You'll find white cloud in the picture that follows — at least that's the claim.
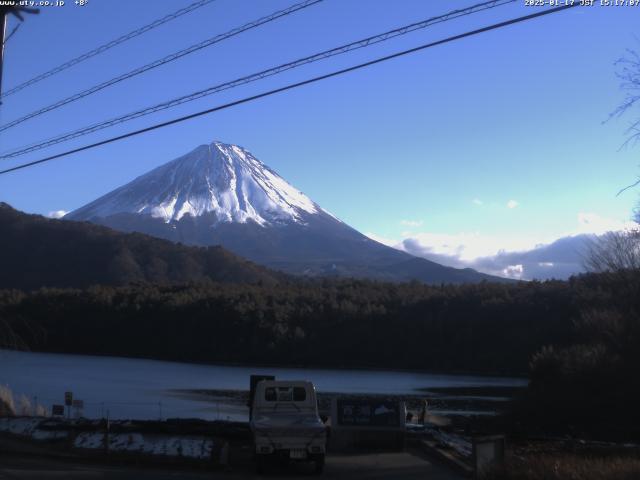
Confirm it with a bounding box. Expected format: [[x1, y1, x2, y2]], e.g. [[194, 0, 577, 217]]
[[507, 200, 519, 209], [397, 231, 546, 261], [47, 210, 68, 219], [398, 231, 589, 280], [502, 264, 524, 279], [575, 212, 636, 235], [400, 219, 423, 227], [364, 210, 638, 281], [364, 232, 399, 247], [472, 198, 483, 205]]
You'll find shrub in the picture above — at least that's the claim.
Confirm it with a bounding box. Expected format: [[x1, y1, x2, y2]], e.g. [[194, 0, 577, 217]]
[[485, 453, 640, 480], [0, 385, 16, 416]]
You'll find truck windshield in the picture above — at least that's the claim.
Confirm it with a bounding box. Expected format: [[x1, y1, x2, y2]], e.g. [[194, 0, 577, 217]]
[[264, 386, 307, 402]]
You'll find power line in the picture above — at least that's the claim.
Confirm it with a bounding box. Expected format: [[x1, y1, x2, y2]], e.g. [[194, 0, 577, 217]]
[[0, 0, 217, 100], [0, 0, 323, 133], [3, 22, 20, 45], [0, 3, 579, 177], [0, 0, 516, 160]]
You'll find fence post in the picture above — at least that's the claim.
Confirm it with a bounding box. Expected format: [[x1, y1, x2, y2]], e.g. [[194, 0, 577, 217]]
[[103, 410, 110, 455]]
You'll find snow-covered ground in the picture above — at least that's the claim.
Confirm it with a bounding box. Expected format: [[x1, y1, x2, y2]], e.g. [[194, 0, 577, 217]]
[[74, 431, 214, 459], [0, 417, 216, 460]]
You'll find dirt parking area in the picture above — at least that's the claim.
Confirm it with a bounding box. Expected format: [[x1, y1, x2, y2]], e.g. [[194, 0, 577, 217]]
[[0, 450, 465, 479]]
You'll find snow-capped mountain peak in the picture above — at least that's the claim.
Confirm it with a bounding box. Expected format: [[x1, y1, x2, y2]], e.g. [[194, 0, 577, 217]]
[[68, 141, 329, 226], [65, 140, 503, 285]]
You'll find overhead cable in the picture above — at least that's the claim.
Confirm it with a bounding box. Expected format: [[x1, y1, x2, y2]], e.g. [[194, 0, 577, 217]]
[[0, 3, 580, 176], [0, 0, 322, 131], [0, 0, 218, 99], [0, 0, 514, 159]]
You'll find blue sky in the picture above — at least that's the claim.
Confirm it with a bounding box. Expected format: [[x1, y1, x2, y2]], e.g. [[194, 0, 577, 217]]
[[0, 0, 638, 272]]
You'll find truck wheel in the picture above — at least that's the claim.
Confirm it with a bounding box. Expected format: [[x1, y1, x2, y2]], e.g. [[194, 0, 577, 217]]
[[314, 454, 325, 474], [255, 454, 266, 474]]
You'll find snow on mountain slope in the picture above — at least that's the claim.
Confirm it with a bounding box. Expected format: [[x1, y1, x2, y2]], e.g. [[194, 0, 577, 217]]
[[67, 141, 333, 226], [66, 140, 509, 284]]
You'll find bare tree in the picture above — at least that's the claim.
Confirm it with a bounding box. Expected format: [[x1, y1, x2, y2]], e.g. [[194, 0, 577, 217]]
[[584, 228, 640, 273], [611, 48, 640, 195], [611, 49, 640, 145], [584, 48, 640, 276]]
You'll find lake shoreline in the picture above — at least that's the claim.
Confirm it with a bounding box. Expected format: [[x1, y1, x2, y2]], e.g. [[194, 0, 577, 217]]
[[4, 347, 528, 380], [1, 349, 526, 422]]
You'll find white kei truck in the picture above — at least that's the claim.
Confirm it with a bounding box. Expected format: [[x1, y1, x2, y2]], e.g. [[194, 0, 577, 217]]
[[249, 379, 327, 474]]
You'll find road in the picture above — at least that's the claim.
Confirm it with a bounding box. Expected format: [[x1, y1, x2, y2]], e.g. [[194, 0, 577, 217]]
[[0, 451, 465, 479]]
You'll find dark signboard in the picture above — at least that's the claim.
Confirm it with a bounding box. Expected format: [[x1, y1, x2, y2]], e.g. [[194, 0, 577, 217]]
[[52, 404, 65, 416], [336, 399, 402, 428]]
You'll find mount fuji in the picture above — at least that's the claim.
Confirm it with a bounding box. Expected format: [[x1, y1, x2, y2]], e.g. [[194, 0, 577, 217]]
[[66, 141, 504, 284]]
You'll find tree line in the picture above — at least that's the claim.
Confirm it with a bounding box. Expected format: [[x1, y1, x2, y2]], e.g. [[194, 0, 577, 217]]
[[1, 273, 620, 375]]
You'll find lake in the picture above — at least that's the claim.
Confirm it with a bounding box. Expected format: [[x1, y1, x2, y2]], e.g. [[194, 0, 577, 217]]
[[0, 349, 526, 421]]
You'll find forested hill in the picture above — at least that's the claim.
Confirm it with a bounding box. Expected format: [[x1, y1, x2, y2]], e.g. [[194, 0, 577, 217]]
[[0, 203, 282, 290], [3, 277, 586, 375]]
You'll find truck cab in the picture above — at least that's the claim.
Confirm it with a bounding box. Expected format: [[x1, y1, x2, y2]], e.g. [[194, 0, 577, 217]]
[[250, 380, 327, 473]]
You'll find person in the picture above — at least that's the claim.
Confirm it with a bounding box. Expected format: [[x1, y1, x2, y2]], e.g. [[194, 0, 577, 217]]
[[418, 399, 428, 424]]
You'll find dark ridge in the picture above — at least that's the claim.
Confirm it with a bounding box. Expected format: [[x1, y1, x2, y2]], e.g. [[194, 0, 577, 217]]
[[0, 203, 282, 290]]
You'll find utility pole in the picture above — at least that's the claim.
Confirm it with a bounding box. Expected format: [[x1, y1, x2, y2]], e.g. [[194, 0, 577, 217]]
[[0, 6, 39, 102], [0, 9, 7, 99]]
